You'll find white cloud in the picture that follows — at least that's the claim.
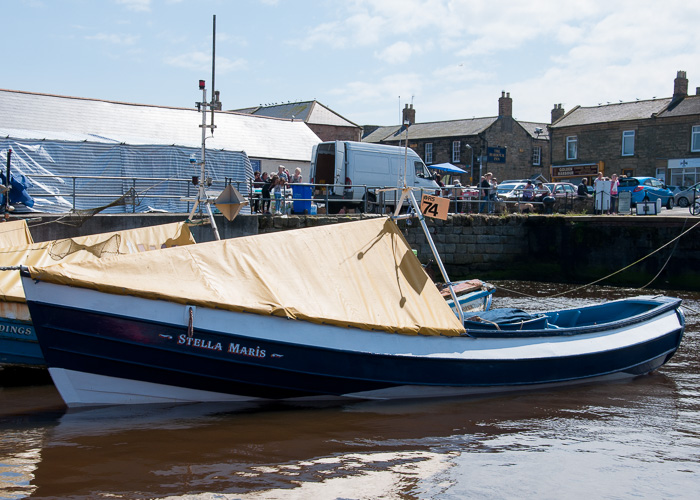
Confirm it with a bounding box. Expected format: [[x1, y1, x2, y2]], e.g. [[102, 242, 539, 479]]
[[292, 0, 700, 125], [115, 0, 150, 12], [375, 42, 414, 65]]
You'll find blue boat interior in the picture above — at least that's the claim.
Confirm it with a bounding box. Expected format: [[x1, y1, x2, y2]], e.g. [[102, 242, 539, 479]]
[[463, 297, 678, 336]]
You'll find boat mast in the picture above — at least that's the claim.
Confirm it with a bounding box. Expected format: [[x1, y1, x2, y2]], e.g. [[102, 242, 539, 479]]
[[187, 15, 222, 240]]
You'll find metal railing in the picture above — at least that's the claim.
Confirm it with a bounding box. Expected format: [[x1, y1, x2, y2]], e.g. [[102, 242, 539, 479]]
[[20, 174, 582, 215], [23, 173, 247, 213]]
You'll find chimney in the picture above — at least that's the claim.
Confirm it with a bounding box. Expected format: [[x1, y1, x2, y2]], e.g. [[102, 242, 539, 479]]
[[551, 103, 565, 123], [402, 103, 415, 125], [498, 91, 512, 117], [673, 70, 688, 102]]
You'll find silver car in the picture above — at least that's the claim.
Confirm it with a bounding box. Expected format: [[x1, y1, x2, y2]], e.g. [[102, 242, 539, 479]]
[[674, 182, 700, 207]]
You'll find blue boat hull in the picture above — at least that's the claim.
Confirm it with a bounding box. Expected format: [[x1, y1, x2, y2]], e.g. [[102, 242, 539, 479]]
[[25, 293, 685, 406], [0, 316, 43, 367]]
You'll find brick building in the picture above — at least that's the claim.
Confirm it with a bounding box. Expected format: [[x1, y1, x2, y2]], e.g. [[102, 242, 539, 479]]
[[549, 71, 700, 187], [362, 93, 550, 185]]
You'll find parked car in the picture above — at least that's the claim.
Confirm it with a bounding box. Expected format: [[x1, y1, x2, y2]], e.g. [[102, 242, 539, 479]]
[[544, 182, 578, 197], [496, 182, 527, 200], [617, 177, 674, 208], [674, 182, 700, 207]]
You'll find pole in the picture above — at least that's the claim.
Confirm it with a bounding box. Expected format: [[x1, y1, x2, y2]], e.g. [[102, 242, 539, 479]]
[[210, 15, 217, 130], [211, 15, 216, 106], [4, 148, 11, 212], [406, 189, 465, 325]]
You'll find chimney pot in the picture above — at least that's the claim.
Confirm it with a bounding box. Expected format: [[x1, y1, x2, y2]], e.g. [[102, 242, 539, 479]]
[[402, 103, 416, 125], [551, 103, 565, 123], [498, 91, 513, 117], [673, 70, 689, 102]]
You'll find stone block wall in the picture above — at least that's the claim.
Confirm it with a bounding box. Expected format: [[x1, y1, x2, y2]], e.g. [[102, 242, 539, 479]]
[[19, 211, 700, 291]]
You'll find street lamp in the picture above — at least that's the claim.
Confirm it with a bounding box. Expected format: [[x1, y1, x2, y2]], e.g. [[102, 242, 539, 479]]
[[465, 144, 473, 185]]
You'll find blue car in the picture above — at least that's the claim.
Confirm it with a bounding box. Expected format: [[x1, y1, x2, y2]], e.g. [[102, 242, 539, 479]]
[[617, 177, 674, 208]]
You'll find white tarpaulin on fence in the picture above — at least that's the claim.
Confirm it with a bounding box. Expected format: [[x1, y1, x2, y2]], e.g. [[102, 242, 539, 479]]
[[0, 137, 253, 213]]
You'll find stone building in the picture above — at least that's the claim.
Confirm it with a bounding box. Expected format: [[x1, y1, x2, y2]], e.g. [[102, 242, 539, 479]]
[[234, 100, 362, 142], [362, 93, 550, 185], [549, 71, 700, 187]]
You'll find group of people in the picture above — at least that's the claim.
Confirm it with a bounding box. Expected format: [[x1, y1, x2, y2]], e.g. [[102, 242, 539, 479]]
[[579, 172, 620, 214], [521, 180, 553, 203], [252, 165, 304, 214]]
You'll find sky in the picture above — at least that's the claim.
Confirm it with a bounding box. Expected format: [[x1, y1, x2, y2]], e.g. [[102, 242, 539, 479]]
[[4, 0, 700, 127]]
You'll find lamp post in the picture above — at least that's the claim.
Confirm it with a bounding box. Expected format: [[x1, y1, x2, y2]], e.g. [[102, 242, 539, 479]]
[[465, 144, 473, 185]]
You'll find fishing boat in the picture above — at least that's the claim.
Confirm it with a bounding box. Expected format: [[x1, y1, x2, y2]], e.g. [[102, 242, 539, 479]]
[[1, 221, 195, 369], [440, 279, 494, 314], [21, 214, 684, 407]]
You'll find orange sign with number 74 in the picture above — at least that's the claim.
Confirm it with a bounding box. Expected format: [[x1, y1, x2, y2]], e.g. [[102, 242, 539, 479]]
[[420, 194, 450, 220]]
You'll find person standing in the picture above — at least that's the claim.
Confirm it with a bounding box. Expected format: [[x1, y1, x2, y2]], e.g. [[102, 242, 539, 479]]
[[479, 173, 492, 213], [290, 167, 303, 183], [252, 171, 263, 213], [489, 177, 499, 212], [260, 172, 272, 214], [277, 165, 289, 183], [609, 173, 619, 214], [578, 178, 590, 197], [272, 174, 285, 214]]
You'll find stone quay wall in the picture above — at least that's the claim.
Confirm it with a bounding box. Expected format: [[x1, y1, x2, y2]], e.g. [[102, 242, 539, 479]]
[[19, 212, 700, 291]]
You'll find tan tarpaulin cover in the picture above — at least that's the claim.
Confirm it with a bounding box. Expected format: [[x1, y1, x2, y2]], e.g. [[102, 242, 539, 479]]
[[0, 220, 34, 247], [28, 217, 466, 336], [2, 222, 194, 305]]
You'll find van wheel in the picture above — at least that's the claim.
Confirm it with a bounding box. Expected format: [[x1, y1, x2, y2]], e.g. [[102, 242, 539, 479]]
[[363, 193, 377, 213]]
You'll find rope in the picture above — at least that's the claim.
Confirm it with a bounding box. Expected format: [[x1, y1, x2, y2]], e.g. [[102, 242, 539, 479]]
[[495, 218, 700, 306], [547, 218, 700, 298], [0, 266, 22, 271], [640, 216, 689, 289]]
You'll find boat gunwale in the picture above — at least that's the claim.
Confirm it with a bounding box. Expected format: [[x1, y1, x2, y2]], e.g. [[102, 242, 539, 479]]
[[463, 296, 684, 338]]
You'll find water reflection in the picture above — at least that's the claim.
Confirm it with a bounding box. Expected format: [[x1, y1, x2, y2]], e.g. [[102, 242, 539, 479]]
[[0, 281, 698, 499], [0, 374, 683, 499]]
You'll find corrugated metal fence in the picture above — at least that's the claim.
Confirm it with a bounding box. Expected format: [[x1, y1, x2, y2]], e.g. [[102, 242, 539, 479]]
[[0, 139, 253, 214]]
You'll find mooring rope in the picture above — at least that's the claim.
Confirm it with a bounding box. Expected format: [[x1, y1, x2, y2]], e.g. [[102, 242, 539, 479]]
[[497, 218, 700, 305]]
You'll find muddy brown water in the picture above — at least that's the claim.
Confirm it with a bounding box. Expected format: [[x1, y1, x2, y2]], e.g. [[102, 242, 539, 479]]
[[1, 281, 698, 499]]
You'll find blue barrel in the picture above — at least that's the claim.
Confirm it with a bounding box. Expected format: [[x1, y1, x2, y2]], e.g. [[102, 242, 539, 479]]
[[292, 183, 313, 214]]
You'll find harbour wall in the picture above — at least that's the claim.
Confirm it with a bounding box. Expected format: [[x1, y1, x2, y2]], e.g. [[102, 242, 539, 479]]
[[19, 213, 700, 291]]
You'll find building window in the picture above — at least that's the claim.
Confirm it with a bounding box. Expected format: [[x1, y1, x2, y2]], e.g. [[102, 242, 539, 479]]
[[622, 130, 635, 156], [566, 136, 577, 160], [452, 141, 460, 163], [692, 125, 700, 152], [425, 143, 433, 164], [532, 146, 541, 166]]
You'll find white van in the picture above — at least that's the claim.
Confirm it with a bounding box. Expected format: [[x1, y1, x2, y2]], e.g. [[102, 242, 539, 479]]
[[309, 141, 439, 213]]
